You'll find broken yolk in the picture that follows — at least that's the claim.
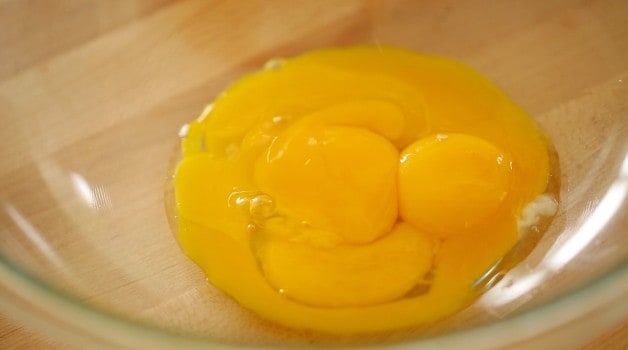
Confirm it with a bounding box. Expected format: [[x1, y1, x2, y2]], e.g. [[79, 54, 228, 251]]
[[173, 46, 554, 334]]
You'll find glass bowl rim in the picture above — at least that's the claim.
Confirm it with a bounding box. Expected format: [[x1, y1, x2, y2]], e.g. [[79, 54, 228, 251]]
[[1, 250, 627, 349]]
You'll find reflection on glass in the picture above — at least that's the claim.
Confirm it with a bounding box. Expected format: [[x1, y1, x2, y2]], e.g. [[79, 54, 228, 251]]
[[481, 152, 628, 309], [485, 271, 547, 307], [548, 159, 627, 268], [3, 204, 65, 270], [70, 172, 112, 210]]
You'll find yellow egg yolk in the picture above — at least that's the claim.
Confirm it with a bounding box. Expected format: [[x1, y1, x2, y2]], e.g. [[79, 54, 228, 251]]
[[173, 46, 553, 334], [399, 134, 514, 237]]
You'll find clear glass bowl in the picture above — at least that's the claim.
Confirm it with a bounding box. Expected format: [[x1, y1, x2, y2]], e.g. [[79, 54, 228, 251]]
[[1, 1, 627, 349]]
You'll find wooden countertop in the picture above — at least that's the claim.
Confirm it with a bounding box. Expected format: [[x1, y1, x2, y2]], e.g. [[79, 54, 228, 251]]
[[1, 0, 627, 348], [5, 318, 627, 349]]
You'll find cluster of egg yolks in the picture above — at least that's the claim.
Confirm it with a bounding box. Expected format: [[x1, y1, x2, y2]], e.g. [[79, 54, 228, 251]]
[[174, 46, 551, 334]]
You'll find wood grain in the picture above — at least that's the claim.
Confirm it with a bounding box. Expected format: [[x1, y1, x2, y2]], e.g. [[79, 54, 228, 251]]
[[0, 0, 626, 349]]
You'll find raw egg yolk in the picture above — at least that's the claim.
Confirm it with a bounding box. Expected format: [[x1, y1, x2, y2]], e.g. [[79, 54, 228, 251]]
[[254, 117, 399, 245], [173, 46, 554, 334], [399, 134, 513, 237]]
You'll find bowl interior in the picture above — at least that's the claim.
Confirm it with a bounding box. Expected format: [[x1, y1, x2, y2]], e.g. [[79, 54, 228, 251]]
[[1, 0, 627, 347]]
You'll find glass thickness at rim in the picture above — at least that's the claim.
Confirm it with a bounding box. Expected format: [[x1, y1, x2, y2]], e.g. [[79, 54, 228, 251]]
[[1, 250, 627, 350]]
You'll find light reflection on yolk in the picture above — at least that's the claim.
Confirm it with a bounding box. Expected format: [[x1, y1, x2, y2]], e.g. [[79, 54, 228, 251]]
[[254, 121, 399, 245], [173, 46, 555, 334]]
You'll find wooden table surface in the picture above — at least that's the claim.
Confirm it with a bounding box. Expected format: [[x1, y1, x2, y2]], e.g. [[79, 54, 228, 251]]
[[1, 0, 627, 349]]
